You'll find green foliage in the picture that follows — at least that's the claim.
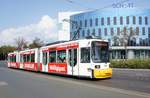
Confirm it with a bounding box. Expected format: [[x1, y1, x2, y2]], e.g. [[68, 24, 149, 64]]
[[28, 37, 44, 48], [0, 45, 16, 60], [110, 59, 150, 69]]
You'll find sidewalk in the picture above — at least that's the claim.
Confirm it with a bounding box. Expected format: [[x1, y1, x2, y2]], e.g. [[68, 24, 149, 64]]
[[113, 68, 150, 81]]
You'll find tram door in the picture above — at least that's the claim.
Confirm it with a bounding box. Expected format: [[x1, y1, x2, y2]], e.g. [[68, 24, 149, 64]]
[[68, 48, 78, 76], [42, 52, 48, 72]]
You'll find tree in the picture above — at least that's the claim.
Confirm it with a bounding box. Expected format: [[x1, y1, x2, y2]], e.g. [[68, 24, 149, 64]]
[[15, 37, 28, 50], [0, 45, 16, 60], [112, 26, 137, 60], [29, 37, 44, 48]]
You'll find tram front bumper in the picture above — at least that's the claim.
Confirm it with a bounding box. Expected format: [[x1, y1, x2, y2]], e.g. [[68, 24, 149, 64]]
[[93, 68, 112, 79]]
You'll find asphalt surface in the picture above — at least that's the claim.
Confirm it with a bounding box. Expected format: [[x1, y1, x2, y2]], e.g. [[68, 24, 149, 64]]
[[0, 61, 150, 98]]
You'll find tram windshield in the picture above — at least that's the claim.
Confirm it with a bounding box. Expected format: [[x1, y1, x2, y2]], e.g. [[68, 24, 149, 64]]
[[91, 41, 109, 63]]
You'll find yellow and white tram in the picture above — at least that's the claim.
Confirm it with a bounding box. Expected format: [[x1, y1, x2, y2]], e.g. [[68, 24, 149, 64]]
[[8, 39, 112, 79]]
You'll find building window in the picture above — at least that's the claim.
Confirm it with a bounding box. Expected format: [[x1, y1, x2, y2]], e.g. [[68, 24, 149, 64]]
[[133, 16, 136, 24], [145, 16, 148, 25], [107, 17, 110, 25], [120, 16, 123, 25], [95, 18, 98, 26], [139, 16, 142, 25], [111, 28, 114, 36], [98, 28, 101, 37], [80, 20, 82, 27], [130, 27, 133, 36], [82, 30, 85, 37], [140, 38, 142, 46], [124, 27, 127, 33], [136, 27, 139, 35], [117, 27, 120, 35], [71, 24, 74, 29], [92, 29, 95, 36], [85, 20, 87, 27], [142, 27, 145, 35], [148, 27, 150, 38], [101, 17, 104, 25], [126, 16, 129, 24], [90, 19, 92, 27], [114, 17, 117, 25], [87, 29, 90, 36], [148, 27, 150, 34], [104, 28, 107, 36], [78, 31, 80, 38]]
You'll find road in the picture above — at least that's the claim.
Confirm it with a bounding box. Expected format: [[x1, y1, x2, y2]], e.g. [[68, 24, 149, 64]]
[[0, 61, 150, 98]]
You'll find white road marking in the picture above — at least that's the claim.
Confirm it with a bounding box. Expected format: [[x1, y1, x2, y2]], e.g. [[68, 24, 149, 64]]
[[0, 81, 8, 86]]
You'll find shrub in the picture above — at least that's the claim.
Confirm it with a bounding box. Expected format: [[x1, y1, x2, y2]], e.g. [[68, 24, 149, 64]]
[[110, 59, 150, 69]]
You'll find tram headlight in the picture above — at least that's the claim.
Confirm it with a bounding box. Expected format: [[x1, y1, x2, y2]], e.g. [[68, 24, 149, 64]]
[[95, 65, 100, 69]]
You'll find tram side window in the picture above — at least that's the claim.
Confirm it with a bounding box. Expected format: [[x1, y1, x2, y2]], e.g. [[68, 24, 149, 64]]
[[31, 54, 35, 62], [20, 55, 23, 63], [23, 55, 27, 62], [49, 51, 56, 63], [43, 52, 47, 65], [57, 50, 66, 63], [81, 47, 90, 63], [69, 49, 77, 66], [10, 56, 12, 62], [9, 56, 12, 62], [11, 56, 16, 62], [27, 54, 30, 62], [10, 56, 16, 62], [14, 56, 16, 62]]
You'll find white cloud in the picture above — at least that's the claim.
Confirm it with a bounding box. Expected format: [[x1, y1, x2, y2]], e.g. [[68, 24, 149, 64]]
[[0, 15, 58, 46]]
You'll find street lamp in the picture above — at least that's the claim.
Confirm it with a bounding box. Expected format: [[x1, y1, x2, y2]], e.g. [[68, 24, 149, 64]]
[[63, 19, 81, 40]]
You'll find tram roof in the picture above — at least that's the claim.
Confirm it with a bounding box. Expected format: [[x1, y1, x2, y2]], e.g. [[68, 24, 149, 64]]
[[42, 38, 108, 48]]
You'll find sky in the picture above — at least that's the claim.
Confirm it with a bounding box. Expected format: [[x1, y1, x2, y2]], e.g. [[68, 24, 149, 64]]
[[0, 0, 150, 46]]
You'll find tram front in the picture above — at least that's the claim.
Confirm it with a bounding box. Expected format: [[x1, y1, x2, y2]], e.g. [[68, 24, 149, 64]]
[[91, 41, 112, 79]]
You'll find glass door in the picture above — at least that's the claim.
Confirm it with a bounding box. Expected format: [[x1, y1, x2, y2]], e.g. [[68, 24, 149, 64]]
[[68, 48, 77, 75]]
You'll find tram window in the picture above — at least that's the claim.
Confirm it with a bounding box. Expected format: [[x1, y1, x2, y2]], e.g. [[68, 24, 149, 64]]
[[81, 47, 90, 63], [9, 56, 11, 62], [27, 54, 30, 62], [43, 52, 47, 65], [74, 49, 77, 65], [9, 56, 12, 62], [31, 54, 35, 62], [10, 56, 12, 62], [20, 55, 23, 63], [14, 56, 16, 62], [23, 55, 27, 62], [12, 56, 16, 62], [49, 51, 56, 63], [57, 50, 66, 63], [69, 49, 77, 66]]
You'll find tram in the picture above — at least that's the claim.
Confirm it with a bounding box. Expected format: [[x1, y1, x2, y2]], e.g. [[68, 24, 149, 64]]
[[8, 39, 112, 79]]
